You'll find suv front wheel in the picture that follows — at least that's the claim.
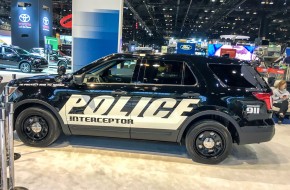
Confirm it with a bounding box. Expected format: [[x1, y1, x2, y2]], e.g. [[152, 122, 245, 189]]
[[185, 120, 232, 164], [15, 107, 61, 147], [20, 62, 31, 73]]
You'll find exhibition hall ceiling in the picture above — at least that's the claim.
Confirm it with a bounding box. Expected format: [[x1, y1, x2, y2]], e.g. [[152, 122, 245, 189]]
[[0, 0, 289, 43]]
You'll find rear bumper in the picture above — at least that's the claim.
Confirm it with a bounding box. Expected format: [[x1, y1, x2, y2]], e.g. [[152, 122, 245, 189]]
[[238, 119, 275, 145]]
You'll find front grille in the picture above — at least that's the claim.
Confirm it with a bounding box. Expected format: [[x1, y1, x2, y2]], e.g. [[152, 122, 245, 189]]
[[39, 59, 48, 66]]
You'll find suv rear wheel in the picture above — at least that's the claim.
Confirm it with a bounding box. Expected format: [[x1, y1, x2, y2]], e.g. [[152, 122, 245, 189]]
[[58, 61, 68, 69], [20, 62, 31, 73], [185, 120, 232, 164], [15, 107, 61, 147]]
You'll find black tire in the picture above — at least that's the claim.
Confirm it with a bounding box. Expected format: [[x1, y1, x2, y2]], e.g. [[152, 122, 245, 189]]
[[185, 120, 232, 164], [0, 67, 6, 70], [58, 61, 67, 69], [20, 62, 31, 73], [15, 107, 61, 147]]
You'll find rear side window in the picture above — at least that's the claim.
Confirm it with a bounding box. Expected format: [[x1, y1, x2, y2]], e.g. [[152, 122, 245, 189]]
[[209, 64, 267, 88], [133, 60, 197, 85], [134, 60, 183, 85]]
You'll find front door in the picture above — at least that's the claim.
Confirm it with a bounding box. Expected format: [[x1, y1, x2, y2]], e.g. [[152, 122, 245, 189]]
[[2, 47, 19, 68], [60, 58, 139, 138]]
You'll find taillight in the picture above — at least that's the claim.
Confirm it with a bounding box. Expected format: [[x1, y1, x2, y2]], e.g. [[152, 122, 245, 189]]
[[252, 92, 273, 110]]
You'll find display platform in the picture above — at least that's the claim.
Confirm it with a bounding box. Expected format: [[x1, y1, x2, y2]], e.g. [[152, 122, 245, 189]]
[[13, 125, 290, 190], [0, 67, 72, 83]]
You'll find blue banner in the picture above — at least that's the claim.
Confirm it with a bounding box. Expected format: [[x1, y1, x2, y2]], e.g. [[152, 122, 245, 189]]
[[176, 43, 195, 55], [72, 0, 123, 71]]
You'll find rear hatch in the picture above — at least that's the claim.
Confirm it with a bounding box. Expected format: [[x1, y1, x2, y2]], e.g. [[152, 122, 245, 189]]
[[208, 62, 273, 121]]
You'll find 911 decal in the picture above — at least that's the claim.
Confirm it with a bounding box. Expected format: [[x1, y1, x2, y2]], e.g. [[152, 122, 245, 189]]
[[246, 105, 260, 114], [59, 95, 200, 130]]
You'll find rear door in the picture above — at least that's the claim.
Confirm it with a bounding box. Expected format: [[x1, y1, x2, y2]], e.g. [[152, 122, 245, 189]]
[[130, 57, 204, 141]]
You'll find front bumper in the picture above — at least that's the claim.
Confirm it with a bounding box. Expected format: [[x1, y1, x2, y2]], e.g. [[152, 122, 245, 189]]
[[31, 59, 48, 69], [238, 119, 275, 145]]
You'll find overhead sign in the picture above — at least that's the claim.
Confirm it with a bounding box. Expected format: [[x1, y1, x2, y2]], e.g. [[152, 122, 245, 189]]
[[177, 43, 195, 55], [180, 44, 192, 51], [42, 17, 49, 31], [18, 13, 31, 28], [19, 14, 30, 22], [60, 14, 72, 28]]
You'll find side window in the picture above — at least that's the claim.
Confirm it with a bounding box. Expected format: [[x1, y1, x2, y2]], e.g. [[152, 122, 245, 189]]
[[183, 64, 197, 85], [84, 59, 137, 84], [133, 60, 183, 85], [208, 64, 260, 88], [4, 48, 14, 54]]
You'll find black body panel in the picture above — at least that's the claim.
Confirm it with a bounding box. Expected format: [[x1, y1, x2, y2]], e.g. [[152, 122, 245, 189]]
[[8, 53, 275, 144]]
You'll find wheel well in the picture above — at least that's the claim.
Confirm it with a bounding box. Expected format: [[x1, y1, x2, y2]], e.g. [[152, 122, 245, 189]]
[[18, 61, 30, 69], [14, 103, 60, 129], [181, 115, 239, 144]]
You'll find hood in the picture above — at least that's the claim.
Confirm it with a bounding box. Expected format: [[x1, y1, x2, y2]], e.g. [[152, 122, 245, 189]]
[[21, 54, 44, 60], [9, 75, 63, 86]]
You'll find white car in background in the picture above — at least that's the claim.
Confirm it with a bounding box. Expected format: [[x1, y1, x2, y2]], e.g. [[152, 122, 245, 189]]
[[30, 48, 46, 58]]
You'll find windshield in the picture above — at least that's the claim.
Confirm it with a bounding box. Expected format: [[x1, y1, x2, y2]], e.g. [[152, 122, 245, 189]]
[[15, 48, 30, 55], [73, 55, 113, 75]]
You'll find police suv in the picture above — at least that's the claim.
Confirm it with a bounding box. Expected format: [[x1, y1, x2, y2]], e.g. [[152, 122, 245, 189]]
[[7, 53, 275, 164]]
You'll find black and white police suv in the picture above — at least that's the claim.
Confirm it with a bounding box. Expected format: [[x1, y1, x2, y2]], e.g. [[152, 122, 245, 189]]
[[7, 53, 275, 164]]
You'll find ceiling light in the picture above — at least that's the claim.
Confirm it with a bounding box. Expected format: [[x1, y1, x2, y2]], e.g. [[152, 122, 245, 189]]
[[261, 1, 265, 4], [253, 12, 257, 14], [163, 8, 166, 11], [246, 11, 250, 14], [204, 10, 208, 12], [269, 1, 274, 4]]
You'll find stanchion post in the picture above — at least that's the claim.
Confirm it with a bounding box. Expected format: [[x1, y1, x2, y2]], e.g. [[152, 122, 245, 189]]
[[0, 108, 8, 190], [7, 102, 15, 189]]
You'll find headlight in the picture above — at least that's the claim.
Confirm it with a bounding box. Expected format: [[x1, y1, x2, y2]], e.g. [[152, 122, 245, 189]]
[[8, 87, 18, 96]]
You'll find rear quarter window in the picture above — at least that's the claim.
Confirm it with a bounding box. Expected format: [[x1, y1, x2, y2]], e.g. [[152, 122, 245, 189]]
[[208, 63, 267, 88]]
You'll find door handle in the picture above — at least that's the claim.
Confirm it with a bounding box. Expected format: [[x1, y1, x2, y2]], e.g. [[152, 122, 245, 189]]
[[182, 92, 200, 97], [112, 90, 127, 95]]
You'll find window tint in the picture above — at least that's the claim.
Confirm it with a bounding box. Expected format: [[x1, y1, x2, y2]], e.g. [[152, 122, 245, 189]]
[[209, 64, 263, 88], [183, 64, 197, 85], [84, 59, 137, 84], [134, 60, 183, 85], [4, 48, 14, 54]]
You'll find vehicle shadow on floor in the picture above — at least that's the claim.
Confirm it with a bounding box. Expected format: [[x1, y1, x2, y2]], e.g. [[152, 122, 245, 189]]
[[20, 134, 282, 166]]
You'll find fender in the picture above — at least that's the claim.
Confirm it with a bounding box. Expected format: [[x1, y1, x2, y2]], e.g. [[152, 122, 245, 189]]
[[14, 99, 71, 135], [176, 109, 241, 143]]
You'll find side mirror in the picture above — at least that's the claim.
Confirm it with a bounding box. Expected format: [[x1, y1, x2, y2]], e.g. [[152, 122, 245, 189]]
[[73, 74, 85, 85], [57, 65, 66, 75], [7, 53, 17, 57]]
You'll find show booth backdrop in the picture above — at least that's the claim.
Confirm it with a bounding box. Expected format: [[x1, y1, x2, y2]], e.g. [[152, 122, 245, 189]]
[[11, 0, 52, 50], [208, 44, 256, 61], [72, 0, 124, 71]]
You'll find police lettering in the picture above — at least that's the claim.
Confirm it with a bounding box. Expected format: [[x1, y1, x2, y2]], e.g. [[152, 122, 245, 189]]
[[69, 116, 133, 124], [59, 95, 200, 130], [63, 95, 199, 118]]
